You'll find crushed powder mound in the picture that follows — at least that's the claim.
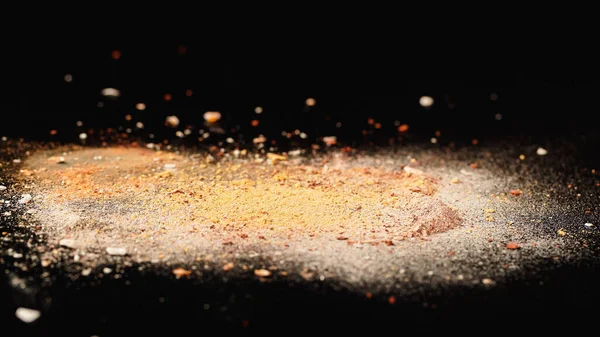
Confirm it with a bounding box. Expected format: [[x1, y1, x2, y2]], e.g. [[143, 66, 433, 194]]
[[22, 147, 462, 263]]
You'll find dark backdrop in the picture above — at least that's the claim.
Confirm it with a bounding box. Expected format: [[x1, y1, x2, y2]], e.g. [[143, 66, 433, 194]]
[[2, 41, 599, 153]]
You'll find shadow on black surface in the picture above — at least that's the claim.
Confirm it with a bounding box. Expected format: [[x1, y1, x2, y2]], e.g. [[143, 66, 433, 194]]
[[2, 259, 600, 335]]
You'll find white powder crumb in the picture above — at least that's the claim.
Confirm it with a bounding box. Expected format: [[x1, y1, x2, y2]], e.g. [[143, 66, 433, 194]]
[[536, 147, 548, 156], [15, 308, 40, 323]]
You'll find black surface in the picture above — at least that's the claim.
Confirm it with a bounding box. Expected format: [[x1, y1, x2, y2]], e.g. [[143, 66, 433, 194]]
[[1, 137, 599, 335]]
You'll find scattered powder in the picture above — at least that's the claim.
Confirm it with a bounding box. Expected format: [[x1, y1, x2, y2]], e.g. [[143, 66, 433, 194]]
[[24, 148, 462, 265]]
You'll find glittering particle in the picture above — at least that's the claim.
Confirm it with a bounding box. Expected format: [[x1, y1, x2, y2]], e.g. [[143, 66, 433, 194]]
[[136, 122, 144, 129], [185, 89, 193, 97], [584, 223, 594, 228], [254, 269, 272, 277], [336, 122, 342, 128], [305, 98, 316, 107], [203, 111, 222, 123], [300, 132, 307, 139], [165, 116, 180, 128], [1, 136, 6, 141], [323, 136, 337, 146], [419, 96, 434, 107], [125, 114, 132, 121], [97, 101, 104, 108], [495, 113, 503, 120], [64, 74, 73, 83], [430, 137, 438, 144], [558, 229, 566, 236], [254, 106, 263, 114], [79, 133, 88, 140], [136, 103, 146, 111], [111, 50, 121, 60], [76, 121, 83, 127], [226, 137, 234, 144], [536, 147, 548, 156], [253, 135, 267, 144], [506, 242, 520, 250], [367, 118, 375, 125], [251, 120, 259, 127], [50, 130, 58, 136], [175, 131, 185, 138], [172, 267, 191, 277], [15, 308, 40, 323], [164, 93, 173, 102], [101, 88, 120, 97], [184, 129, 192, 136], [482, 278, 495, 285], [397, 124, 409, 133], [519, 154, 526, 160]]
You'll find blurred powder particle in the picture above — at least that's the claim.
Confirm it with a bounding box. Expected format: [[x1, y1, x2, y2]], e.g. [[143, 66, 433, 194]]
[[165, 116, 180, 128], [536, 147, 548, 156], [101, 88, 120, 98], [419, 96, 434, 107], [323, 136, 337, 146], [15, 308, 40, 323], [203, 111, 222, 123]]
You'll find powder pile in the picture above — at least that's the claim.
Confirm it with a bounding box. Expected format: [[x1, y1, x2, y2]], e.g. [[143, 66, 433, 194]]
[[22, 147, 461, 263]]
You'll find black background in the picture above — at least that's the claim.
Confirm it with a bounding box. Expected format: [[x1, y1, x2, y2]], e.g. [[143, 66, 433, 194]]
[[2, 40, 599, 154]]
